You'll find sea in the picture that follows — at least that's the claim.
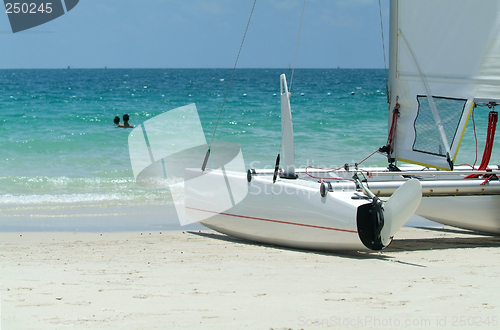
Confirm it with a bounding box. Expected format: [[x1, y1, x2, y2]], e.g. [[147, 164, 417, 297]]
[[0, 68, 497, 231]]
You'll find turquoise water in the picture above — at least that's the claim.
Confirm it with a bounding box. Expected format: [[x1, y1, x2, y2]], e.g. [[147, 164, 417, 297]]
[[0, 69, 496, 230]]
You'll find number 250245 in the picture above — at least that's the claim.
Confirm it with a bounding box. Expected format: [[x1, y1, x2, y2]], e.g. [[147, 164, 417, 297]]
[[5, 2, 53, 14]]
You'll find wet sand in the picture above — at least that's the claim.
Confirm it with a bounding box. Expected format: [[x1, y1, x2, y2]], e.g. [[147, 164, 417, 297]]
[[1, 226, 500, 329]]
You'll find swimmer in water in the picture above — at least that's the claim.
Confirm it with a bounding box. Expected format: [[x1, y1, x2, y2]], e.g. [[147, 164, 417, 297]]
[[118, 114, 133, 128]]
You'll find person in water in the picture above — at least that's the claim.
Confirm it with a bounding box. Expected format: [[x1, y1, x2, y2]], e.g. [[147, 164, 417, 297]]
[[118, 114, 133, 128], [113, 116, 120, 126]]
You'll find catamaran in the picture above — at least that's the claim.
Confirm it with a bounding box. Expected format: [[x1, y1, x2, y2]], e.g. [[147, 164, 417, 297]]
[[186, 75, 422, 251], [280, 0, 500, 235], [129, 0, 500, 251], [196, 0, 500, 244]]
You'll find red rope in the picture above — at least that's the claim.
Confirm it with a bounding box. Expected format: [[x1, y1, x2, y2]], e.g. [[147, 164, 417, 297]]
[[386, 105, 400, 155], [357, 148, 379, 166], [465, 110, 497, 179], [455, 163, 474, 169], [480, 111, 497, 169]]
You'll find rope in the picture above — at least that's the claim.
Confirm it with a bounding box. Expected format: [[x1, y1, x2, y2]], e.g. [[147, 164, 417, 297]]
[[357, 148, 380, 166], [472, 105, 478, 168], [289, 0, 306, 93], [478, 111, 497, 170], [378, 102, 399, 161], [202, 0, 257, 171], [386, 104, 399, 154], [304, 148, 380, 181], [465, 109, 498, 179], [304, 166, 354, 181], [455, 163, 474, 169], [378, 0, 389, 104]]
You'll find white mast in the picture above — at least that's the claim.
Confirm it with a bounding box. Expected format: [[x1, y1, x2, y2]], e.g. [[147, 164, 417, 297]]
[[388, 0, 399, 162], [280, 74, 296, 179]]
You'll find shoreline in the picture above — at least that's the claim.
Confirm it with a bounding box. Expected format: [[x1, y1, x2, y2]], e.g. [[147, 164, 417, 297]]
[[2, 226, 500, 329], [0, 200, 439, 233], [0, 203, 198, 232]]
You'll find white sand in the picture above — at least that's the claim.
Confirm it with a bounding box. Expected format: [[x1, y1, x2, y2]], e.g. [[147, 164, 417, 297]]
[[1, 227, 500, 329]]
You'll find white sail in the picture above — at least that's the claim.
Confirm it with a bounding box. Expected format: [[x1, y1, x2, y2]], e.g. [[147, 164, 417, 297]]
[[389, 0, 500, 170]]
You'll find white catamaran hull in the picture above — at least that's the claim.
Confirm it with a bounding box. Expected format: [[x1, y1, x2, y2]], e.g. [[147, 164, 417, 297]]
[[417, 196, 500, 234], [244, 164, 500, 236], [185, 169, 422, 251]]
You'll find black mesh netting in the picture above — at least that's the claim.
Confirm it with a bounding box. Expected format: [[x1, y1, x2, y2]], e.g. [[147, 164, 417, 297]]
[[413, 96, 466, 156]]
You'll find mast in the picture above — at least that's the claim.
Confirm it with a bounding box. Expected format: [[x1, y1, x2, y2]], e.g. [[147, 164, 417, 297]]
[[280, 74, 296, 179], [387, 0, 399, 163]]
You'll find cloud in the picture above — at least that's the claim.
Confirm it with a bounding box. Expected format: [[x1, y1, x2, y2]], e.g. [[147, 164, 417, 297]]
[[253, 0, 301, 10], [191, 0, 232, 15], [273, 0, 301, 10], [336, 0, 376, 9], [320, 9, 357, 28]]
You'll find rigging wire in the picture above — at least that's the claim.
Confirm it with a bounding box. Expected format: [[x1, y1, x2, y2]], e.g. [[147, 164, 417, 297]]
[[378, 0, 389, 104], [202, 0, 257, 171], [289, 0, 306, 93], [274, 0, 306, 182], [304, 148, 380, 181], [305, 2, 385, 181], [472, 105, 478, 168]]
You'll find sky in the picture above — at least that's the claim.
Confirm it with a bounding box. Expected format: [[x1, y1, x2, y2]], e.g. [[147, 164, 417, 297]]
[[0, 0, 390, 69]]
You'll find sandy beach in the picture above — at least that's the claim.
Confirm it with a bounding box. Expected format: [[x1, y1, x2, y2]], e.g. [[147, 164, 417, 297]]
[[1, 226, 500, 329]]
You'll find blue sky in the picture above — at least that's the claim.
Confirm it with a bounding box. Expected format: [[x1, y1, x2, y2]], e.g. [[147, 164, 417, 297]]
[[0, 0, 389, 69]]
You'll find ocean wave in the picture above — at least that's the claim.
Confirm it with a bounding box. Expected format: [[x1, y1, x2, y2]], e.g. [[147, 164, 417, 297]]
[[0, 191, 176, 206]]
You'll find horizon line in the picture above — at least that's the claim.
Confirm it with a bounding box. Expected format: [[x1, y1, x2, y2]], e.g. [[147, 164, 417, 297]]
[[0, 67, 388, 70]]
